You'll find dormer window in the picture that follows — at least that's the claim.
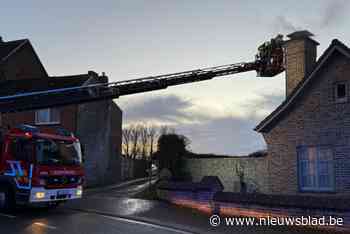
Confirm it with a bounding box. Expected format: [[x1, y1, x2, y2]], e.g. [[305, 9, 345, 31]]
[[335, 83, 347, 103]]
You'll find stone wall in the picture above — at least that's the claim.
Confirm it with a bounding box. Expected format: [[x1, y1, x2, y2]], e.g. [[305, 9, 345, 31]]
[[184, 157, 268, 193]]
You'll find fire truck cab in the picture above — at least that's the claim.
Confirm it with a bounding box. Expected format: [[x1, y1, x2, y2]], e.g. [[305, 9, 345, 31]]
[[0, 124, 84, 209]]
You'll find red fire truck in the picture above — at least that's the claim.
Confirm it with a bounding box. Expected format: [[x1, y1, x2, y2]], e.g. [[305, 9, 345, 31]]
[[0, 33, 288, 210], [0, 124, 84, 209]]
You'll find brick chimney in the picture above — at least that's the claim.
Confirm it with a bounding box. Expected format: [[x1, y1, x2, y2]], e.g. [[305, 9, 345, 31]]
[[284, 30, 319, 97]]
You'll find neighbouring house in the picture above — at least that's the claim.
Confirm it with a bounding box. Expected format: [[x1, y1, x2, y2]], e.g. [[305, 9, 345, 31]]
[[0, 37, 122, 186], [255, 30, 350, 195]]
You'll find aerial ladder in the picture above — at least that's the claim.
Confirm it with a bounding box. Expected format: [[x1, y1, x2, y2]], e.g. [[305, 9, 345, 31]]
[[0, 35, 285, 113]]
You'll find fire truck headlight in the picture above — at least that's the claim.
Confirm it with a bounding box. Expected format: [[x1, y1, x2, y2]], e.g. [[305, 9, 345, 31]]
[[76, 186, 83, 197], [35, 192, 45, 199]]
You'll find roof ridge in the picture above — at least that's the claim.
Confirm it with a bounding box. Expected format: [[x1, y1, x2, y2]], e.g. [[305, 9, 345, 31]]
[[0, 38, 28, 44], [331, 38, 350, 51]]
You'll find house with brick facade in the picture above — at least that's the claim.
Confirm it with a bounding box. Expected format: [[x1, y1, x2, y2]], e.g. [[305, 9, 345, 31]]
[[255, 31, 350, 196], [0, 37, 123, 186]]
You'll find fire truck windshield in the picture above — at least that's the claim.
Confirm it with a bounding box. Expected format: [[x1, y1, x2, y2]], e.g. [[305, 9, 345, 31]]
[[36, 139, 82, 165]]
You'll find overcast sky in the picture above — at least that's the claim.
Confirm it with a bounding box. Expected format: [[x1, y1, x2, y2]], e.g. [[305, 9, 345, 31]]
[[1, 0, 349, 155]]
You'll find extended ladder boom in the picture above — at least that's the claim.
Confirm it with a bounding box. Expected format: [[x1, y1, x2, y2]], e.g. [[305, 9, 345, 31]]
[[0, 34, 285, 113], [0, 61, 257, 113], [115, 61, 257, 95]]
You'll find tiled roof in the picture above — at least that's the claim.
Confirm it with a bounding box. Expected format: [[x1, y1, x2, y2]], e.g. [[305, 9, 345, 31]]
[[255, 39, 350, 132]]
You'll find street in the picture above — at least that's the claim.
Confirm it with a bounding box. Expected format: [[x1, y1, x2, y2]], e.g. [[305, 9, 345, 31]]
[[0, 180, 334, 234], [0, 180, 203, 234]]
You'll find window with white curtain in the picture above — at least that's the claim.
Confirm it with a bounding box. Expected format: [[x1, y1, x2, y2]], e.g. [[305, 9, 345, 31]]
[[297, 146, 334, 192], [35, 108, 60, 124]]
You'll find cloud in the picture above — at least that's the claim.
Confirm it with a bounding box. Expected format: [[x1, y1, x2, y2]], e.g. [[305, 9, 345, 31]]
[[242, 93, 284, 119], [121, 94, 210, 125], [320, 0, 347, 28], [120, 93, 283, 155], [177, 116, 266, 155]]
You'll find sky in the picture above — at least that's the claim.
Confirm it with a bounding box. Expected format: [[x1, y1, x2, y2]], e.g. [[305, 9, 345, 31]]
[[1, 0, 350, 155]]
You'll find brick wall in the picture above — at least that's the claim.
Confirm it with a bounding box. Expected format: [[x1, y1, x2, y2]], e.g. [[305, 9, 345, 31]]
[[184, 157, 268, 193], [2, 105, 78, 133], [263, 51, 350, 195], [285, 37, 318, 97]]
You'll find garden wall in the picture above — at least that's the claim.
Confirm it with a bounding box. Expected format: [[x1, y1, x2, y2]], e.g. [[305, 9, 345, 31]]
[[184, 156, 268, 193]]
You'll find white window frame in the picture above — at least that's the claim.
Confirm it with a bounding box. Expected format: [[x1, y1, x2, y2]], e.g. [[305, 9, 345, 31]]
[[297, 146, 335, 192], [335, 82, 347, 103], [35, 108, 60, 125]]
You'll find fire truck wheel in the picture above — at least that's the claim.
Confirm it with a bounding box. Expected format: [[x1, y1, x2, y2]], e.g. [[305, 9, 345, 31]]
[[0, 187, 14, 211]]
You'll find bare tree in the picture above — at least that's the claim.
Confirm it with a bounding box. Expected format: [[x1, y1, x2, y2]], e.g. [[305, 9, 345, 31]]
[[159, 125, 175, 135], [123, 123, 175, 159], [159, 126, 169, 135], [122, 128, 132, 157], [140, 124, 149, 159], [130, 124, 142, 159], [148, 124, 158, 157]]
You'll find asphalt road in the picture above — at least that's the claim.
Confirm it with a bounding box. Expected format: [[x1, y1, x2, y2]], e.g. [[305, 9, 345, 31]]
[[0, 180, 194, 234], [0, 180, 334, 234]]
